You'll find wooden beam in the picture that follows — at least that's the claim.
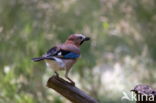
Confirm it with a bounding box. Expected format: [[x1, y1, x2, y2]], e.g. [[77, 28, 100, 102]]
[[47, 76, 99, 103]]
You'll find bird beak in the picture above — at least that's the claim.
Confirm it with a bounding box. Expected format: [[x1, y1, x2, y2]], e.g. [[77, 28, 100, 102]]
[[84, 37, 90, 41], [80, 36, 90, 45]]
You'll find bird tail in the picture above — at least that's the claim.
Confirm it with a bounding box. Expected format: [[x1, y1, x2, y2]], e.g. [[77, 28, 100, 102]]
[[32, 57, 45, 62], [32, 57, 55, 62]]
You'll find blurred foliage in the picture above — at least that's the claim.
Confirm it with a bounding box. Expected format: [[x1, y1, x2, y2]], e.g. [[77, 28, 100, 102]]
[[0, 0, 156, 103]]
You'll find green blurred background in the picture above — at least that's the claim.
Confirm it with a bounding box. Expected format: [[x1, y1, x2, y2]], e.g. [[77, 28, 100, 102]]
[[0, 0, 156, 103]]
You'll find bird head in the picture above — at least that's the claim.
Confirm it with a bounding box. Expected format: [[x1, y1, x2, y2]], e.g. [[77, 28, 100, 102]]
[[66, 34, 90, 46]]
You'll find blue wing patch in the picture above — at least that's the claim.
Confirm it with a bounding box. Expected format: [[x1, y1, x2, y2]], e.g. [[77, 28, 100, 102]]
[[64, 52, 80, 59]]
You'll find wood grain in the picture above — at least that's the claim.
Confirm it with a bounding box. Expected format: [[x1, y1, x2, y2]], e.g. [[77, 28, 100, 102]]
[[47, 76, 99, 103]]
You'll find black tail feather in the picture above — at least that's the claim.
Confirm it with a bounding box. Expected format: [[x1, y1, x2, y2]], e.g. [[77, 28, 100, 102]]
[[32, 57, 44, 62], [32, 57, 55, 62]]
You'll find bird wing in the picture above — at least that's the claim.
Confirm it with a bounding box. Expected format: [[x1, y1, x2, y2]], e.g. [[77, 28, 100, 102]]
[[44, 46, 80, 59], [46, 46, 59, 56]]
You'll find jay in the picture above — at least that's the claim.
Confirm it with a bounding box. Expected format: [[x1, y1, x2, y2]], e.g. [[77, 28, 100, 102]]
[[32, 34, 90, 85]]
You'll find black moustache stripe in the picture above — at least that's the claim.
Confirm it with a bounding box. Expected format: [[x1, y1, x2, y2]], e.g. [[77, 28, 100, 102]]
[[80, 41, 84, 45]]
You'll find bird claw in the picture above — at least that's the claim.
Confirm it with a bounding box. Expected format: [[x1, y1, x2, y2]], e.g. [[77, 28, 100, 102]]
[[54, 72, 59, 78], [55, 74, 59, 78], [69, 82, 75, 86]]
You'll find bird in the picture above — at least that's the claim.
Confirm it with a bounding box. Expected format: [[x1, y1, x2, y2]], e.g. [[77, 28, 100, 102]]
[[32, 34, 90, 85]]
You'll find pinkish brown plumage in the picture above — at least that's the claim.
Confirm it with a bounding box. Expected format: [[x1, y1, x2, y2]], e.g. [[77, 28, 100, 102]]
[[32, 34, 90, 85]]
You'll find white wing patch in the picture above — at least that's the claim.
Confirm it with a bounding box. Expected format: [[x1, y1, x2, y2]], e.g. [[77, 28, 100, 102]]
[[57, 52, 62, 56]]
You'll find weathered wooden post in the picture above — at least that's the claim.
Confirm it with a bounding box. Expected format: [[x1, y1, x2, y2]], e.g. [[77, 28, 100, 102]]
[[47, 75, 99, 103]]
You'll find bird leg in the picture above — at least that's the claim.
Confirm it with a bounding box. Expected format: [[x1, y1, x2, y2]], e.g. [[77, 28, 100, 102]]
[[65, 69, 75, 86], [54, 71, 59, 78]]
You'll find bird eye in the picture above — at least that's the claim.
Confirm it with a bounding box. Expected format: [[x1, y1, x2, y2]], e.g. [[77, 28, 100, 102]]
[[79, 36, 83, 40]]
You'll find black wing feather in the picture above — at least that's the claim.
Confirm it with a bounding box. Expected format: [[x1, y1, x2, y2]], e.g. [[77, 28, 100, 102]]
[[32, 47, 79, 62], [46, 47, 80, 59], [46, 47, 71, 57], [46, 46, 58, 56]]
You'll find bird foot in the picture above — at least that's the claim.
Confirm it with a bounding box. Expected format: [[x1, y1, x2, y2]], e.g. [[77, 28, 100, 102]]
[[65, 76, 75, 86], [55, 74, 59, 78], [54, 72, 59, 78], [69, 82, 75, 86]]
